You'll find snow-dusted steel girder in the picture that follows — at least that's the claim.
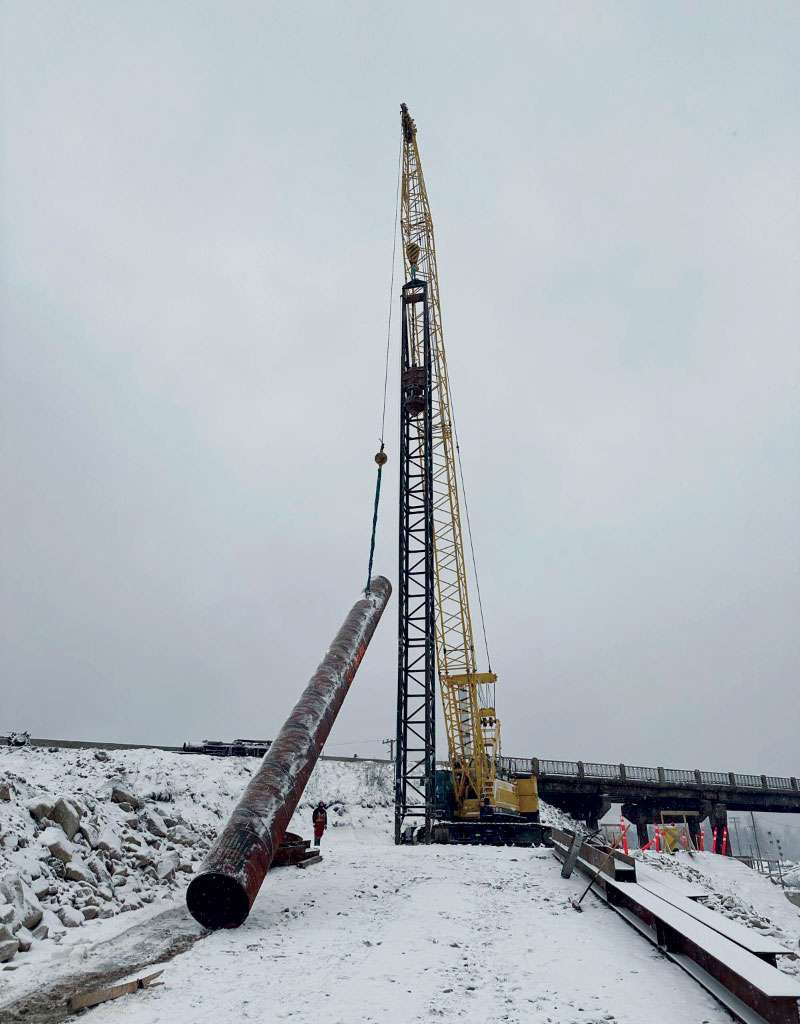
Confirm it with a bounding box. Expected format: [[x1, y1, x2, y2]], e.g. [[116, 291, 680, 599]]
[[186, 577, 392, 929]]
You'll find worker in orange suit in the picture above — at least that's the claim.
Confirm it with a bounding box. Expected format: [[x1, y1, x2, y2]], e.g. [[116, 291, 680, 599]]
[[312, 801, 328, 847]]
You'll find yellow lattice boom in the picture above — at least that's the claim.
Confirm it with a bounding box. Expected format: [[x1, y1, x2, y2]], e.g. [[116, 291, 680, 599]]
[[399, 103, 500, 813]]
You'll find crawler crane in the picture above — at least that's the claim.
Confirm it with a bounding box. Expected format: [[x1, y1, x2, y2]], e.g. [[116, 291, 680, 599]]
[[394, 104, 543, 845]]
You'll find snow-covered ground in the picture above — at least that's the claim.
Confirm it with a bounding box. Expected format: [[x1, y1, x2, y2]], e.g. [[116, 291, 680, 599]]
[[0, 746, 395, 966], [2, 746, 799, 1023]]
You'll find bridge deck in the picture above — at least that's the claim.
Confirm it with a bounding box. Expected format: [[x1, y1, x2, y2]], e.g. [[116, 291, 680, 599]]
[[500, 756, 800, 819], [500, 756, 798, 795]]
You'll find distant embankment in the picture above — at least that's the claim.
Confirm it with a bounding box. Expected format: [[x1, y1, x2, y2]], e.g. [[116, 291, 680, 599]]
[[0, 735, 390, 765]]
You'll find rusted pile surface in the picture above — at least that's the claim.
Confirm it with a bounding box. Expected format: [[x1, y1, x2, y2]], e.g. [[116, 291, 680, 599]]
[[186, 578, 391, 929]]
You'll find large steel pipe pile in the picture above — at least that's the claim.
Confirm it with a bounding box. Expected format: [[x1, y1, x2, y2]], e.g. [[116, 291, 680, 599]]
[[186, 577, 391, 929]]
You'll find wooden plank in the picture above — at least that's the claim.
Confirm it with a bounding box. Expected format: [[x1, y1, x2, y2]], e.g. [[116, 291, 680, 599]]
[[297, 854, 323, 869], [67, 970, 164, 1011]]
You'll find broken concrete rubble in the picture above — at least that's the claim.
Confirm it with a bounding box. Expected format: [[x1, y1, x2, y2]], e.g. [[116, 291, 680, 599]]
[[40, 827, 74, 863], [111, 785, 142, 810], [0, 875, 43, 930], [32, 876, 53, 898], [15, 925, 34, 951], [65, 858, 96, 885], [79, 819, 100, 847], [58, 905, 84, 927], [26, 798, 53, 821], [156, 851, 180, 881], [95, 827, 122, 855], [143, 809, 167, 837], [51, 797, 82, 840], [0, 744, 307, 966], [40, 908, 65, 938]]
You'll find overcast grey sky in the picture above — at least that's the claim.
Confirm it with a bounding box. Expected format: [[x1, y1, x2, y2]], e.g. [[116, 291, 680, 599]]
[[1, 2, 798, 774]]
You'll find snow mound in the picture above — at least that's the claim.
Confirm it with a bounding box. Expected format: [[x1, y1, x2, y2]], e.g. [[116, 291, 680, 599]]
[[0, 747, 399, 969]]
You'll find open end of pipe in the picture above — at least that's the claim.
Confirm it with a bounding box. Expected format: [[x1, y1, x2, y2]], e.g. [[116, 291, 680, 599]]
[[186, 872, 250, 930]]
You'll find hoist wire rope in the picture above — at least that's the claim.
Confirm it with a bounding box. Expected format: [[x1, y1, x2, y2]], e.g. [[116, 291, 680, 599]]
[[365, 140, 402, 595], [451, 400, 494, 702], [379, 139, 403, 446]]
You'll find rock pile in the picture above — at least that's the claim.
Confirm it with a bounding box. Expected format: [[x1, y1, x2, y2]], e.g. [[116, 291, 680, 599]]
[[0, 770, 217, 966]]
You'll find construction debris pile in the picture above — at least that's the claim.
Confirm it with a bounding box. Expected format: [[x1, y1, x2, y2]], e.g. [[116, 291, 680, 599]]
[[0, 756, 214, 965], [0, 745, 397, 967]]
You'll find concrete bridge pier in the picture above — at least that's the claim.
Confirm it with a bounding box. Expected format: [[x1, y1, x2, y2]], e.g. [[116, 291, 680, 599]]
[[583, 794, 612, 831], [709, 803, 732, 855], [622, 802, 708, 851], [687, 814, 702, 849], [621, 802, 652, 847]]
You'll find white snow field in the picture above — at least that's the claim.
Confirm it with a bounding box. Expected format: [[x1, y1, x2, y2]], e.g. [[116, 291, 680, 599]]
[[1, 746, 798, 1023]]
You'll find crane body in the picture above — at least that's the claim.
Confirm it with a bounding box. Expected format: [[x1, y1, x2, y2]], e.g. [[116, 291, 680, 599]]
[[394, 104, 542, 844]]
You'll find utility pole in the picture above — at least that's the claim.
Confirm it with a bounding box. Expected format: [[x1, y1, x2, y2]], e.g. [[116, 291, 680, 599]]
[[382, 737, 395, 763], [750, 811, 764, 870], [732, 817, 742, 857], [767, 831, 785, 889], [776, 835, 786, 889]]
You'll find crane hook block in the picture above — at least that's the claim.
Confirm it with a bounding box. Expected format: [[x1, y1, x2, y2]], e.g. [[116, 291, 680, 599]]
[[375, 450, 388, 467]]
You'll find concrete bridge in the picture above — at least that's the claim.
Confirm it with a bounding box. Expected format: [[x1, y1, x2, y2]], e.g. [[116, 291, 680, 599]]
[[498, 756, 800, 853]]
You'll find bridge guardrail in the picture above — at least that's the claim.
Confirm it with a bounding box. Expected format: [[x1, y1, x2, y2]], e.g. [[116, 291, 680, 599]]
[[538, 759, 579, 777], [583, 761, 619, 779], [662, 768, 695, 784], [626, 764, 660, 783], [498, 757, 798, 793]]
